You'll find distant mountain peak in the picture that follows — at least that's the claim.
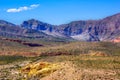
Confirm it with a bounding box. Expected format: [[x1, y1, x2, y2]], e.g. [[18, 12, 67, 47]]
[[0, 13, 120, 41]]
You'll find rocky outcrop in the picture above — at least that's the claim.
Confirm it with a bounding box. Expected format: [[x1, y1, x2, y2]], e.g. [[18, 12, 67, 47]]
[[21, 62, 60, 78]]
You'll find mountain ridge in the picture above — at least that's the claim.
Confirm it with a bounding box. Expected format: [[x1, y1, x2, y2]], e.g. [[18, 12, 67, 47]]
[[0, 13, 120, 41]]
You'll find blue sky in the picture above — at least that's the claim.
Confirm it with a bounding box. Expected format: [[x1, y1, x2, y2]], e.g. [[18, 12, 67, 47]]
[[0, 0, 120, 25]]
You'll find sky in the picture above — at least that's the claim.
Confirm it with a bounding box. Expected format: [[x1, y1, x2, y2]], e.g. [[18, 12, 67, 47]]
[[0, 0, 120, 25]]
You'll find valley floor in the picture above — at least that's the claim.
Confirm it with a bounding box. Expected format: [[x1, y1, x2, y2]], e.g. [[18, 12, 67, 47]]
[[0, 41, 120, 80], [0, 55, 120, 80]]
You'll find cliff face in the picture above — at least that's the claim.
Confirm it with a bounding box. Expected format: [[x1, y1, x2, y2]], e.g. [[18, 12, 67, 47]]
[[55, 13, 120, 41], [1, 13, 120, 41]]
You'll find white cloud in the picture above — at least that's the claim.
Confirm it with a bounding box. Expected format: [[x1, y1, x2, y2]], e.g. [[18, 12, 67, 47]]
[[7, 4, 39, 13], [30, 4, 39, 8]]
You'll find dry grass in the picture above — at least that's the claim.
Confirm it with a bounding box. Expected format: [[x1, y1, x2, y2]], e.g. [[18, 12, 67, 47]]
[[0, 55, 120, 80], [41, 61, 119, 80], [0, 39, 120, 57], [0, 40, 120, 80]]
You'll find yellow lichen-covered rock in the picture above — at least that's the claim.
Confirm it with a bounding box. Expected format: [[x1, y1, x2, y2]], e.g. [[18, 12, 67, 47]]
[[20, 62, 60, 78]]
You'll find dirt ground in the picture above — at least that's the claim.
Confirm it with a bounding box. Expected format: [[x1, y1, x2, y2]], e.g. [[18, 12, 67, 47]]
[[41, 61, 119, 80]]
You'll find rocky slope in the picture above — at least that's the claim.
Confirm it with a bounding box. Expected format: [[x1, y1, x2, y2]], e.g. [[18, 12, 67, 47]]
[[56, 13, 120, 41], [21, 13, 120, 41], [0, 20, 61, 41], [0, 20, 24, 37], [0, 13, 120, 41]]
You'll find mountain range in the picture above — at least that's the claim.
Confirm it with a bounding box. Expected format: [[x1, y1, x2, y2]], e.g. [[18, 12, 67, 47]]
[[0, 13, 120, 41]]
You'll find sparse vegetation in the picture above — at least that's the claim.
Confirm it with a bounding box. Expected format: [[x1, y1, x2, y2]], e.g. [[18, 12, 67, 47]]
[[0, 39, 120, 80], [0, 56, 29, 65]]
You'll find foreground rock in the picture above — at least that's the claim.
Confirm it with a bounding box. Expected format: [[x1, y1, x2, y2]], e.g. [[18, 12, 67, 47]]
[[20, 62, 60, 79]]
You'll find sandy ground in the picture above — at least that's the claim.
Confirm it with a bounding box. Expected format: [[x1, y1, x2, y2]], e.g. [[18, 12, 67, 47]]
[[41, 61, 119, 80], [0, 61, 119, 80]]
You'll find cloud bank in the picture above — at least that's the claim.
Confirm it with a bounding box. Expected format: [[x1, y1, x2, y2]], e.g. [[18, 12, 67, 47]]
[[7, 4, 39, 13]]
